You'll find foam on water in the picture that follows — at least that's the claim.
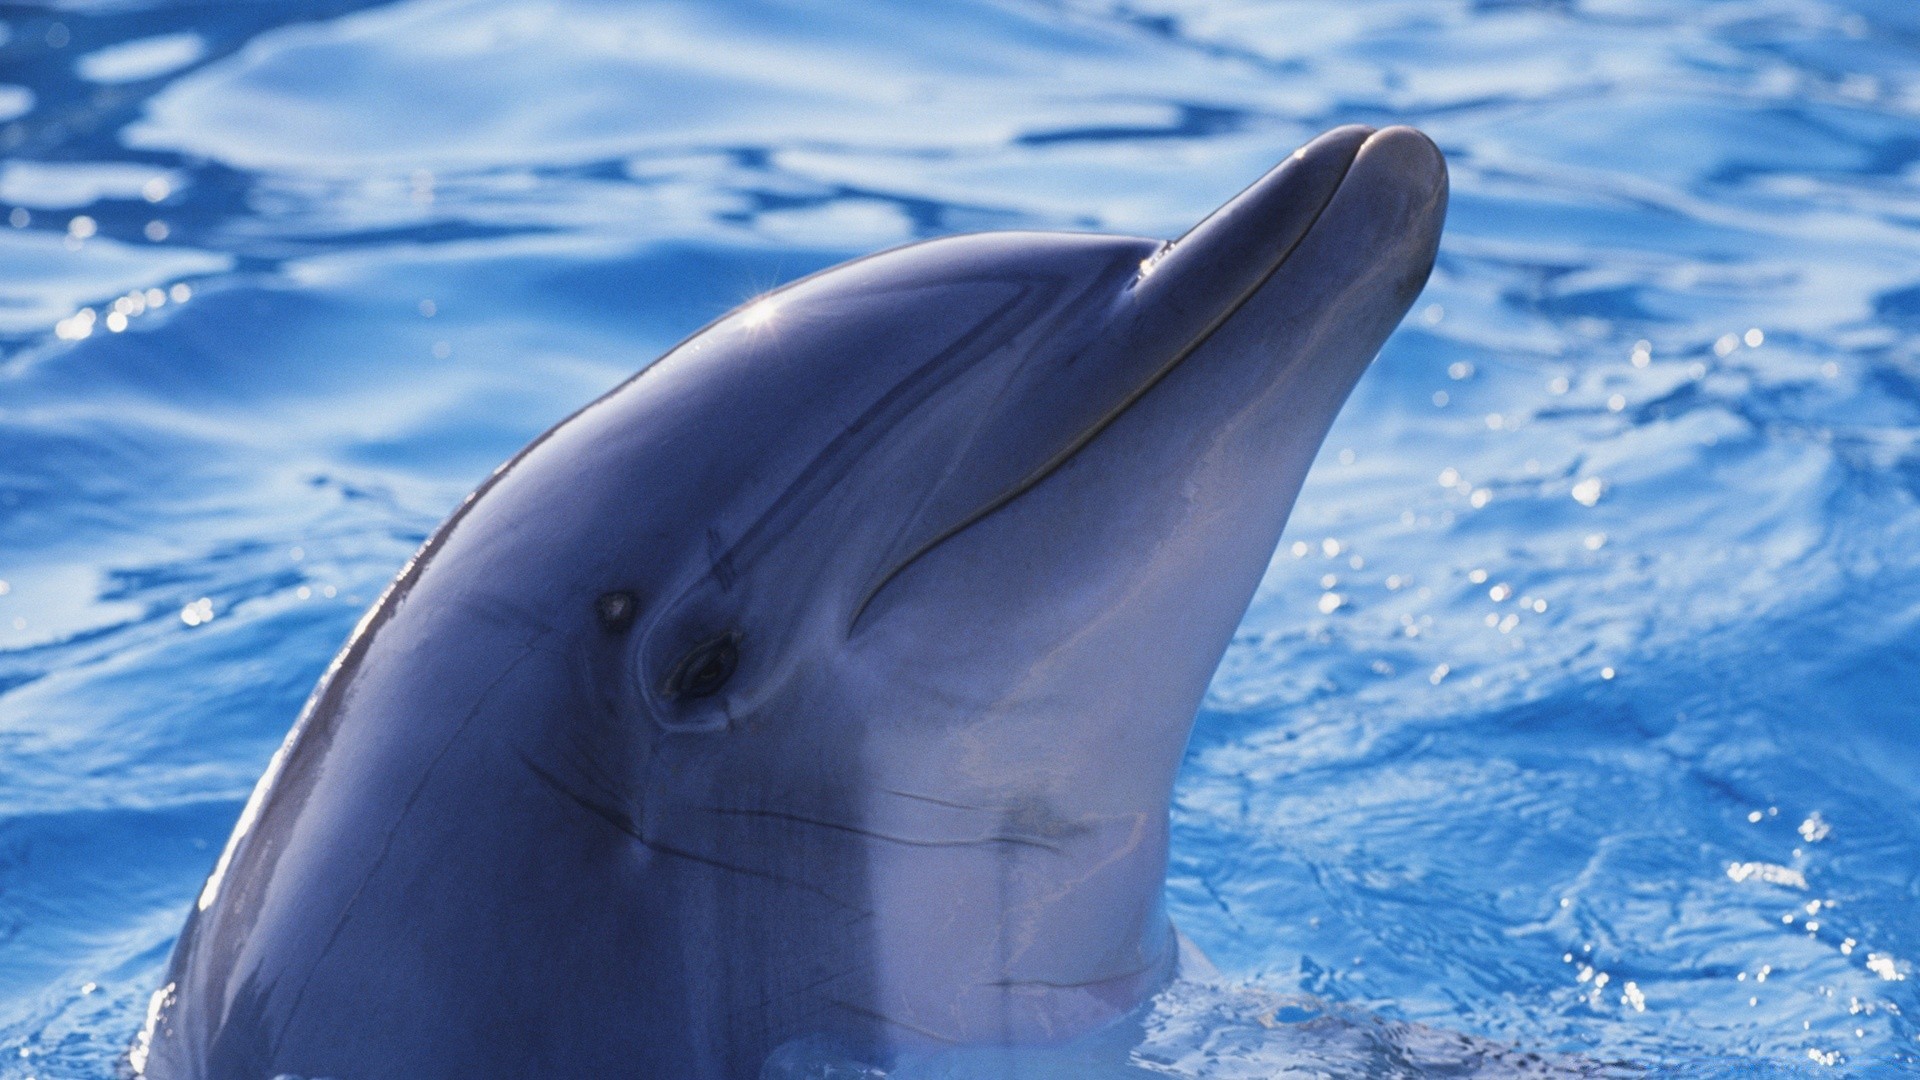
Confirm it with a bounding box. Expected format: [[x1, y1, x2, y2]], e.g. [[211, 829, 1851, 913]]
[[1, 0, 1917, 1076]]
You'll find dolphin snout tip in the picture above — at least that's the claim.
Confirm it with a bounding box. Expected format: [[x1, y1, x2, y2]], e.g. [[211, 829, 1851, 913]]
[[1243, 124, 1445, 235], [1314, 125, 1449, 280], [1351, 125, 1449, 206]]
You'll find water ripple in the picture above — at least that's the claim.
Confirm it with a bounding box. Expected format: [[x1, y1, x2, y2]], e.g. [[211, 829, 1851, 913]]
[[1, 0, 1917, 1075]]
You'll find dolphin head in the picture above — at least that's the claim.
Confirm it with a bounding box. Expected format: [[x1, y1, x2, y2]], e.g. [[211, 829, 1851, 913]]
[[504, 123, 1446, 1046], [291, 125, 1444, 1064], [476, 123, 1444, 1042]]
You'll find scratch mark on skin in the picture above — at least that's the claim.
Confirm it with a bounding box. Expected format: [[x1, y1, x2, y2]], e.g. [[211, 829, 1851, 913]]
[[707, 528, 738, 591], [692, 805, 1065, 855], [643, 833, 878, 917], [987, 957, 1159, 990], [1000, 811, 1153, 977], [721, 966, 865, 1031], [877, 787, 994, 812], [517, 751, 645, 842], [271, 645, 537, 1056], [824, 998, 965, 1046], [1031, 812, 1147, 903], [519, 759, 876, 915]]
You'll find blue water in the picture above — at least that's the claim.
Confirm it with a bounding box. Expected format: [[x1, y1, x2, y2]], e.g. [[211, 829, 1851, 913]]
[[1, 0, 1917, 1075]]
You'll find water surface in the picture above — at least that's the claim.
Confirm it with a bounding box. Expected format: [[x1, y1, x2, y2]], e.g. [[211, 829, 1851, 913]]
[[1, 0, 1917, 1075]]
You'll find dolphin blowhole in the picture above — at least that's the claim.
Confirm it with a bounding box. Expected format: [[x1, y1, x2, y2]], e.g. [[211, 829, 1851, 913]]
[[139, 125, 1447, 1080]]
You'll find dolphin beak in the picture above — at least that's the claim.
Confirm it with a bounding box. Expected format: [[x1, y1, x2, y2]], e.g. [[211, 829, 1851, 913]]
[[1127, 124, 1446, 370], [1129, 124, 1375, 315], [850, 126, 1446, 631], [1171, 121, 1447, 403]]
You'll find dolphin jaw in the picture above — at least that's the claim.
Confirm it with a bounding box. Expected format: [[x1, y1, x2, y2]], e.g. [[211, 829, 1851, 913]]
[[832, 130, 1445, 1049]]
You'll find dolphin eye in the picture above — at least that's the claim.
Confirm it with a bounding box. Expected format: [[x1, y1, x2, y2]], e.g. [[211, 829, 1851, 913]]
[[664, 633, 739, 700]]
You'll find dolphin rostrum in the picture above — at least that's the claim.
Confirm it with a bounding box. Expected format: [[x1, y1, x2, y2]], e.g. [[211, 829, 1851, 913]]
[[135, 124, 1447, 1079]]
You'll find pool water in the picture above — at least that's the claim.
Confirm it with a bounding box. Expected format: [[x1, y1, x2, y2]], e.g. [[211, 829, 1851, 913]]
[[1, 0, 1917, 1075]]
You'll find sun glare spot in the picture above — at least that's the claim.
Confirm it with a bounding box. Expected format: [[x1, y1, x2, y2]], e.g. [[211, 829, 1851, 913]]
[[743, 299, 780, 328], [180, 598, 215, 626], [1137, 243, 1172, 280], [1726, 861, 1805, 889]]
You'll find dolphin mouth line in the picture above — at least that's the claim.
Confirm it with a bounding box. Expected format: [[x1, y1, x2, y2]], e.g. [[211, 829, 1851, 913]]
[[847, 133, 1370, 632]]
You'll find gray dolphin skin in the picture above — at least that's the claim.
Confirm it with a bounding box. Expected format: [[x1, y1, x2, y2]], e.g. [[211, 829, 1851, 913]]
[[136, 124, 1446, 1079]]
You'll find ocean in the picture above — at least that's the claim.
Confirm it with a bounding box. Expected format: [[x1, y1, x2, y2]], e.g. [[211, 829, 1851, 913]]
[[1, 0, 1915, 1074]]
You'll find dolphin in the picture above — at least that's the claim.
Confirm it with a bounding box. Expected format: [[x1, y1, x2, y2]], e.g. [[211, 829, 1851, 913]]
[[134, 123, 1446, 1080]]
